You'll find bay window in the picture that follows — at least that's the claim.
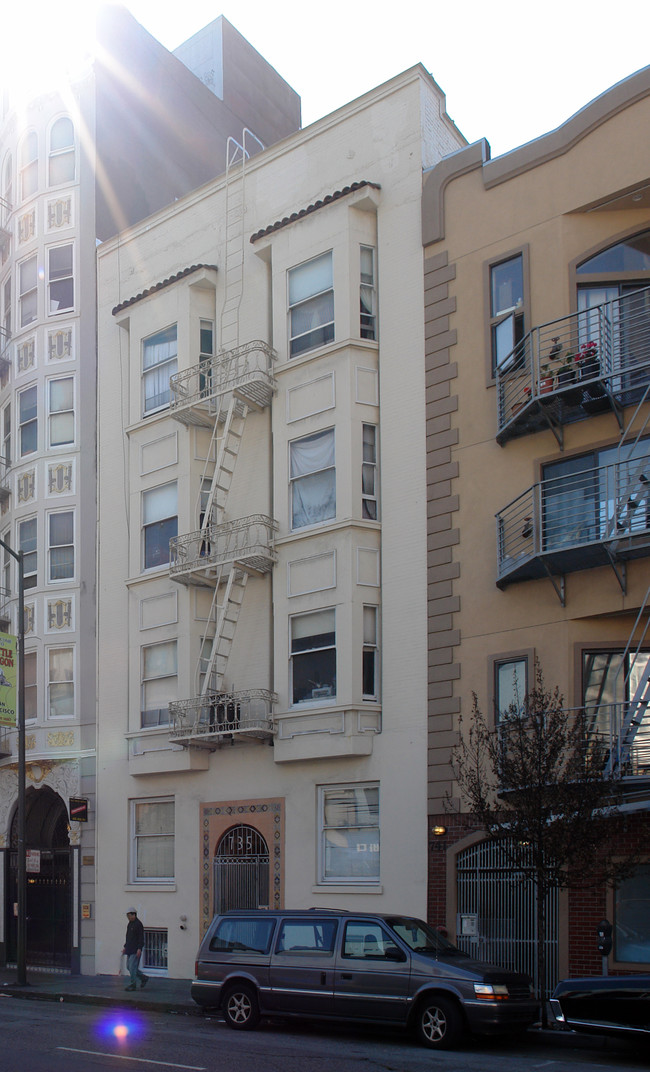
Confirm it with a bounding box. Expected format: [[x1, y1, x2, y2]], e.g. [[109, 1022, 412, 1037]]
[[143, 482, 177, 569], [290, 428, 335, 529], [141, 640, 177, 727], [143, 324, 177, 414], [291, 608, 336, 705], [288, 252, 334, 357], [48, 647, 74, 718]]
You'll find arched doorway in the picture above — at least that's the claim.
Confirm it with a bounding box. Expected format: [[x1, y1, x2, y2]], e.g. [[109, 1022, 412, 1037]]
[[6, 786, 72, 969], [214, 824, 269, 914]]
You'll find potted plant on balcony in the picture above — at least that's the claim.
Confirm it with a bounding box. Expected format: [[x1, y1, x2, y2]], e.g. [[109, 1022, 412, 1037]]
[[577, 341, 600, 382], [539, 363, 554, 394]]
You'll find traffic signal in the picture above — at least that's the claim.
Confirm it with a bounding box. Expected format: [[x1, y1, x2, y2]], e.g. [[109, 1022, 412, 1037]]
[[597, 919, 613, 956]]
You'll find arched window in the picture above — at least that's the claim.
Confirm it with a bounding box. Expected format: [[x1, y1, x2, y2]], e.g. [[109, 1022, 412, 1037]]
[[49, 117, 75, 186], [19, 132, 38, 201]]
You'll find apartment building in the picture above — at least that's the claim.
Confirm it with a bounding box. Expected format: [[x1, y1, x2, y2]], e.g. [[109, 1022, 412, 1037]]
[[422, 66, 650, 987], [94, 66, 465, 978], [0, 6, 299, 974]]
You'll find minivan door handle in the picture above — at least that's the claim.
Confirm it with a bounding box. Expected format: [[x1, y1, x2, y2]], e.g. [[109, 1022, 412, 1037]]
[[320, 972, 326, 985], [341, 973, 353, 980]]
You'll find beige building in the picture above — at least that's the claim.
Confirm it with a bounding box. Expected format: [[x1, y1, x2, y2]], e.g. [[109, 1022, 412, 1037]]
[[95, 67, 465, 977], [422, 66, 650, 984]]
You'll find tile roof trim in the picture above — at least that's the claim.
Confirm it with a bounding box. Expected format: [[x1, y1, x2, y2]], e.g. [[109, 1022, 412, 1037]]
[[250, 181, 381, 243], [112, 264, 218, 316]]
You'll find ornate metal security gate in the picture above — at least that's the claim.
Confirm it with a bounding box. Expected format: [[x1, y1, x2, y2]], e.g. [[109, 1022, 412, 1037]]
[[214, 825, 269, 914], [456, 838, 559, 996]]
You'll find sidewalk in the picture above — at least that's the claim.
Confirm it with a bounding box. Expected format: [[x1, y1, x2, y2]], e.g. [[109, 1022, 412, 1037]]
[[0, 968, 200, 1015]]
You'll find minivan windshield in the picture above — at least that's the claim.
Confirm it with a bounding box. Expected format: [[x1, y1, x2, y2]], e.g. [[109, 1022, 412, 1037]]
[[388, 917, 464, 956]]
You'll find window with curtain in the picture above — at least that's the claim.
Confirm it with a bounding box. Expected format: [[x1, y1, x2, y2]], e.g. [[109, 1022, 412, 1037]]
[[142, 325, 178, 414], [319, 784, 379, 883], [48, 647, 73, 718], [291, 608, 336, 704], [362, 424, 378, 520], [143, 482, 177, 569], [48, 511, 74, 581], [141, 640, 177, 727], [489, 253, 525, 374], [19, 385, 37, 456], [131, 798, 175, 881], [362, 605, 378, 700], [288, 252, 334, 357], [290, 428, 335, 530]]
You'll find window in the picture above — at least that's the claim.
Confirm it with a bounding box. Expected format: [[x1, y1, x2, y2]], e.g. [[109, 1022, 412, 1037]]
[[363, 606, 378, 700], [362, 424, 378, 520], [489, 253, 525, 374], [360, 246, 376, 340], [342, 920, 403, 960], [19, 133, 37, 201], [209, 916, 276, 955], [276, 918, 338, 955], [19, 254, 37, 327], [199, 319, 214, 397], [290, 428, 335, 530], [143, 483, 177, 569], [48, 117, 75, 186], [495, 657, 527, 721], [319, 784, 379, 884], [2, 403, 10, 466], [615, 865, 650, 963], [583, 648, 650, 770], [543, 439, 650, 550], [131, 798, 174, 882], [2, 152, 12, 221], [48, 647, 73, 717], [18, 386, 37, 456], [141, 640, 177, 727], [24, 650, 37, 721], [2, 531, 10, 603], [48, 244, 73, 314], [19, 517, 37, 589], [291, 609, 336, 705], [288, 252, 334, 357], [48, 511, 74, 581], [143, 324, 177, 414], [48, 376, 74, 446], [2, 276, 11, 339]]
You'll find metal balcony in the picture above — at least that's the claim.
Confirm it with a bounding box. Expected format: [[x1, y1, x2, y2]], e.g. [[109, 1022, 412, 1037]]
[[169, 339, 276, 427], [496, 287, 650, 447], [496, 452, 650, 601], [169, 514, 277, 586], [169, 689, 276, 748]]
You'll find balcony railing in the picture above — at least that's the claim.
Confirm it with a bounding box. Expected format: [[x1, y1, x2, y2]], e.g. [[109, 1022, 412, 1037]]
[[498, 703, 650, 783], [496, 287, 650, 446], [169, 339, 276, 427], [169, 689, 276, 747], [169, 513, 277, 585], [496, 452, 650, 590]]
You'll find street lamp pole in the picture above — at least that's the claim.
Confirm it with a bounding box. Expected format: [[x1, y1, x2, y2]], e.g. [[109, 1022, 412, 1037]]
[[0, 537, 26, 985]]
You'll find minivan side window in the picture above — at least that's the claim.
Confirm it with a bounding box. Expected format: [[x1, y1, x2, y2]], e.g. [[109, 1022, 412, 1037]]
[[342, 921, 404, 960], [209, 917, 276, 955], [275, 919, 337, 955]]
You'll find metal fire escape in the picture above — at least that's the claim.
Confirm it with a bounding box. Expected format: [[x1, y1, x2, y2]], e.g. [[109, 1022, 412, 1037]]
[[167, 132, 278, 749]]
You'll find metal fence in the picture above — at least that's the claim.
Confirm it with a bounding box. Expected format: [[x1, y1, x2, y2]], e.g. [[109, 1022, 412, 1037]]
[[143, 928, 168, 971]]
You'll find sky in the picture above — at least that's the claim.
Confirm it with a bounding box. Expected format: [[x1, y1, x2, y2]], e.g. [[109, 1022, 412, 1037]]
[[5, 0, 650, 159]]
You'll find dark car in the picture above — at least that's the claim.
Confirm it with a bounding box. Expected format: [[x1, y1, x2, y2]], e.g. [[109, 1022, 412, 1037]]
[[550, 975, 650, 1039], [192, 909, 538, 1049]]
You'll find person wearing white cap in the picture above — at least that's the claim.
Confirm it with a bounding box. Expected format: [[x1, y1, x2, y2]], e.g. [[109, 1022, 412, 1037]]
[[122, 908, 149, 991]]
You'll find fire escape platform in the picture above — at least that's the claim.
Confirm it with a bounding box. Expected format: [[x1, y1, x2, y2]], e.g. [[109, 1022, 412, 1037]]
[[169, 515, 277, 587]]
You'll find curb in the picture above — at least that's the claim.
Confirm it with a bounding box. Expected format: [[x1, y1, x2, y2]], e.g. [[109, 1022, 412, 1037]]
[[0, 983, 201, 1016]]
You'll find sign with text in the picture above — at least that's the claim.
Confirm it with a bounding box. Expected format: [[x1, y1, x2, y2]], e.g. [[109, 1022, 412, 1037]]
[[0, 633, 17, 727], [26, 849, 41, 874], [69, 798, 89, 822]]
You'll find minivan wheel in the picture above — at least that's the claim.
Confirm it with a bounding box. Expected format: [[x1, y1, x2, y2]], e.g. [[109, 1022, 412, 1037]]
[[415, 995, 462, 1049], [222, 983, 260, 1030]]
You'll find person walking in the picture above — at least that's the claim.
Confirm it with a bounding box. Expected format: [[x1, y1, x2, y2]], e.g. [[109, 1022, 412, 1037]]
[[122, 908, 149, 991]]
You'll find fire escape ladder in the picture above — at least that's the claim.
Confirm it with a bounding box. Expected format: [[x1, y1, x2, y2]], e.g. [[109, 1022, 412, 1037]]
[[208, 395, 247, 529], [605, 585, 650, 776], [200, 567, 249, 696], [220, 135, 248, 353]]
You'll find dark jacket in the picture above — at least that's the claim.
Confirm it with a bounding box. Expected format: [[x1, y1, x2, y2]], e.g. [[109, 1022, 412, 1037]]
[[124, 916, 144, 955]]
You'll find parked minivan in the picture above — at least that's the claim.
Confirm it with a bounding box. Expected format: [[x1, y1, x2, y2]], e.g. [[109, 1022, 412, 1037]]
[[192, 909, 538, 1049]]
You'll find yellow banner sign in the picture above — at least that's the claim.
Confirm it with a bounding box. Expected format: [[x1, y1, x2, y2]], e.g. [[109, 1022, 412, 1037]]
[[0, 633, 17, 727]]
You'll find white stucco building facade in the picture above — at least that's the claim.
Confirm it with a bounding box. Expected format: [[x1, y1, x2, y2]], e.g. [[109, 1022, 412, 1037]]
[[95, 67, 464, 977]]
